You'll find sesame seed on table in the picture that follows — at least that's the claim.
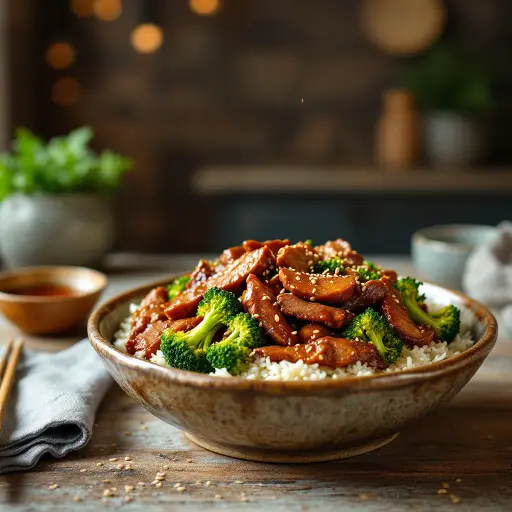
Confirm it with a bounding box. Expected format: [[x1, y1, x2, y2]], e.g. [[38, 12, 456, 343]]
[[0, 253, 511, 511]]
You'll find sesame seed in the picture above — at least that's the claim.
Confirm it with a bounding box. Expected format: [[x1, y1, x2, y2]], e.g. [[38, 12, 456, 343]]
[[49, 484, 59, 490], [73, 496, 83, 502], [318, 355, 324, 360], [437, 489, 448, 494], [290, 285, 295, 289], [155, 475, 165, 481], [177, 486, 186, 492], [312, 288, 317, 293], [441, 482, 450, 489], [262, 295, 271, 301], [79, 468, 87, 473], [291, 331, 297, 335], [163, 465, 170, 470], [140, 425, 148, 430], [103, 489, 113, 498], [259, 322, 262, 327], [313, 329, 320, 334], [174, 483, 182, 488], [235, 480, 243, 484], [186, 458, 193, 463], [274, 314, 280, 322], [334, 268, 340, 275], [306, 346, 313, 353], [295, 276, 300, 281], [214, 494, 223, 499], [155, 481, 163, 488], [205, 481, 212, 487], [137, 482, 145, 487], [97, 462, 103, 467], [253, 314, 260, 319], [310, 297, 315, 301], [125, 485, 134, 493], [103, 479, 111, 484], [310, 279, 317, 284], [109, 458, 118, 462], [329, 280, 334, 284], [456, 478, 462, 483], [125, 456, 132, 461]]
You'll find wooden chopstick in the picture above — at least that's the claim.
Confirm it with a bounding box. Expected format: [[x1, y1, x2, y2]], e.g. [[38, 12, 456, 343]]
[[0, 339, 24, 431]]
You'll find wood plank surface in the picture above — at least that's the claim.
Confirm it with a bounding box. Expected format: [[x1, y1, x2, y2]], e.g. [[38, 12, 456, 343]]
[[1, 255, 511, 511]]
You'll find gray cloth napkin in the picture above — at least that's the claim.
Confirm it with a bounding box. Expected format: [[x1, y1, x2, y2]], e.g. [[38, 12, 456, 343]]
[[463, 221, 512, 333], [0, 339, 112, 474]]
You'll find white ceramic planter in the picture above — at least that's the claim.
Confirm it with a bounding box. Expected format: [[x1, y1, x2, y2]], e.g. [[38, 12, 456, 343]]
[[423, 112, 486, 167], [0, 193, 114, 268]]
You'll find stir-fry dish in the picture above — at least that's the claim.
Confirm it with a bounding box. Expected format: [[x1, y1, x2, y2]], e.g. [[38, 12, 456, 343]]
[[114, 238, 473, 380]]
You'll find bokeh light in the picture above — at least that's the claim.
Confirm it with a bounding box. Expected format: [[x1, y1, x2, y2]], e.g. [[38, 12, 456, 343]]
[[189, 0, 221, 16], [93, 0, 122, 21], [52, 77, 82, 106], [130, 23, 164, 54], [70, 0, 94, 18], [46, 42, 76, 70]]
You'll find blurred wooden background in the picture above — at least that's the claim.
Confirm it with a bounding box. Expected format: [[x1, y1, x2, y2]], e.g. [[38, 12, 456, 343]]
[[4, 0, 512, 253]]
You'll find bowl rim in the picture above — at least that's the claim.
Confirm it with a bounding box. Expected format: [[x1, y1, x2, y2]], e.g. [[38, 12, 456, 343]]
[[412, 224, 496, 252], [0, 265, 107, 302], [87, 273, 498, 394]]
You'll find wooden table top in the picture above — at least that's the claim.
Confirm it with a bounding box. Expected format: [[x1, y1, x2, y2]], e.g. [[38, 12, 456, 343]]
[[1, 254, 511, 511]]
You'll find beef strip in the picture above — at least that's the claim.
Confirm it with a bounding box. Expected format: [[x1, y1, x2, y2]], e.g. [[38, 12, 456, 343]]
[[243, 274, 298, 346], [315, 238, 364, 266], [265, 273, 284, 295], [243, 239, 290, 257], [255, 336, 385, 369], [165, 247, 273, 320], [186, 259, 215, 289], [380, 269, 398, 283], [279, 267, 357, 304], [299, 324, 333, 344], [277, 293, 353, 328], [380, 276, 430, 347], [342, 279, 386, 311], [126, 287, 169, 354], [132, 316, 203, 359], [276, 243, 319, 272], [218, 245, 246, 267]]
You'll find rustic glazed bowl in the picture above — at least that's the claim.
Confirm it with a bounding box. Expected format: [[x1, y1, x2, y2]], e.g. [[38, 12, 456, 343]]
[[0, 266, 107, 335], [88, 278, 497, 463]]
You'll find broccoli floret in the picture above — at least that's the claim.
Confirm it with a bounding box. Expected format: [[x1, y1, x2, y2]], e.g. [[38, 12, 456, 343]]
[[167, 275, 191, 300], [206, 313, 264, 375], [303, 239, 313, 246], [395, 278, 460, 342], [343, 309, 403, 366], [315, 257, 345, 274], [356, 260, 382, 282], [160, 287, 242, 373]]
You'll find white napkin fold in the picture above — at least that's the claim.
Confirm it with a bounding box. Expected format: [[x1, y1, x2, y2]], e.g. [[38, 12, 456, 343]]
[[463, 221, 512, 333], [0, 339, 112, 474]]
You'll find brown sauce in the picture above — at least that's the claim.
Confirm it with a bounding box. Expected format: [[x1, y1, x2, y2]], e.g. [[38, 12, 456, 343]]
[[6, 284, 77, 297]]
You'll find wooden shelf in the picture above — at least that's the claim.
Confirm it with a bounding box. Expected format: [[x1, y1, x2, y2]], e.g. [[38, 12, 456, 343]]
[[193, 166, 512, 195]]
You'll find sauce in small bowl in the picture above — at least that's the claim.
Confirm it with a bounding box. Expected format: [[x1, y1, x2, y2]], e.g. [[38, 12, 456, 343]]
[[0, 266, 107, 335]]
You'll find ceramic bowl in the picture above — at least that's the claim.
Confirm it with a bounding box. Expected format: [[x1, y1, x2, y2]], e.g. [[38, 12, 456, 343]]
[[412, 224, 496, 289], [88, 278, 497, 463], [0, 266, 107, 335]]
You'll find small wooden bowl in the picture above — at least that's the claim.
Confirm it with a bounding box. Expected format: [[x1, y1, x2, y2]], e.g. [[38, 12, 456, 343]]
[[0, 266, 107, 335]]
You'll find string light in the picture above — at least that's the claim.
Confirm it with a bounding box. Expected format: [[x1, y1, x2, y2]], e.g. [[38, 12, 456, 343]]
[[70, 0, 94, 18], [93, 0, 122, 21], [46, 42, 76, 70], [189, 0, 221, 16], [52, 77, 81, 106], [130, 23, 163, 54]]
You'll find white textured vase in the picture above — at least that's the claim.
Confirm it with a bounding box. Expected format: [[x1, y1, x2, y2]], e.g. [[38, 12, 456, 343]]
[[0, 193, 114, 268], [424, 112, 486, 167]]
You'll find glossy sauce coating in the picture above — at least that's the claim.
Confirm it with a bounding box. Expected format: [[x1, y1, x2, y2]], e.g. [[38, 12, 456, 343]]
[[243, 274, 298, 346], [279, 267, 357, 304], [256, 336, 385, 369], [165, 247, 273, 320], [276, 243, 319, 272], [277, 293, 353, 329]]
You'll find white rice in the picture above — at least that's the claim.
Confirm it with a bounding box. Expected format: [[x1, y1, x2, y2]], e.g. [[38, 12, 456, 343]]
[[113, 299, 476, 381]]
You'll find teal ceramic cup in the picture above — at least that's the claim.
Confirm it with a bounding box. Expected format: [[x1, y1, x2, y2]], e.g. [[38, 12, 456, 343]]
[[412, 224, 496, 289]]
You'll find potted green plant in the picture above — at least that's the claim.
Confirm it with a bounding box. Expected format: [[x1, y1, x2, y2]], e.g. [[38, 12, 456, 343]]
[[0, 127, 133, 268], [403, 41, 493, 167]]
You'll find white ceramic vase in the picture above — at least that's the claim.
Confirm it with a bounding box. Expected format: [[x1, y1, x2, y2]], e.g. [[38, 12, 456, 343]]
[[423, 112, 486, 167], [0, 193, 114, 268]]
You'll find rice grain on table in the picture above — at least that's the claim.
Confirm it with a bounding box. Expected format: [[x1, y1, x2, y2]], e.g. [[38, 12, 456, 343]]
[[112, 299, 476, 382]]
